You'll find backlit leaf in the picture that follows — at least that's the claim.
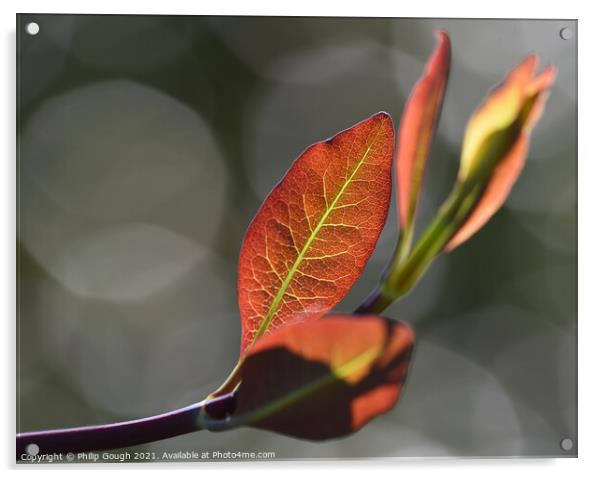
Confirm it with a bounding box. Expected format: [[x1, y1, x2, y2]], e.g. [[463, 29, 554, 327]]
[[446, 56, 556, 251], [215, 315, 414, 440], [396, 29, 450, 229], [238, 113, 395, 354]]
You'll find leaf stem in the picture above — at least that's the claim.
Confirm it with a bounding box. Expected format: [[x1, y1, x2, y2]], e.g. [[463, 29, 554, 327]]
[[398, 218, 415, 264], [206, 359, 243, 400]]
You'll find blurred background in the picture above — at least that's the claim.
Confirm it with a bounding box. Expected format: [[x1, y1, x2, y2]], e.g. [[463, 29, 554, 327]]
[[16, 15, 577, 458]]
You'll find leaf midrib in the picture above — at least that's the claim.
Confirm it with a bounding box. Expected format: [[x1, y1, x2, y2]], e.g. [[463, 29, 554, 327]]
[[249, 344, 382, 423], [250, 126, 384, 348]]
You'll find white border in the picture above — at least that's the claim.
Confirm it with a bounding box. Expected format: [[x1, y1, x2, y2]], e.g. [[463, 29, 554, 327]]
[[2, 1, 598, 476]]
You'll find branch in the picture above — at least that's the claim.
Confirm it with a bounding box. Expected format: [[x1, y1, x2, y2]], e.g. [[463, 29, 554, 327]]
[[16, 393, 236, 460]]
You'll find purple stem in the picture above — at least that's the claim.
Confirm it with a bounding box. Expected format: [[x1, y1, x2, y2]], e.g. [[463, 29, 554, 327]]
[[16, 393, 236, 460], [354, 287, 394, 315]]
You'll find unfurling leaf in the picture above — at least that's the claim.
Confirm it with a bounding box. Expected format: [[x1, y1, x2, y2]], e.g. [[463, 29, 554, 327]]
[[227, 315, 414, 440], [238, 113, 395, 354], [446, 55, 556, 250], [396, 29, 450, 230]]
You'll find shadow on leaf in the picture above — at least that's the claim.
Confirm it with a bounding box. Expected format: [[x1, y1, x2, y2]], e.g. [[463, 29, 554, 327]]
[[216, 315, 414, 440]]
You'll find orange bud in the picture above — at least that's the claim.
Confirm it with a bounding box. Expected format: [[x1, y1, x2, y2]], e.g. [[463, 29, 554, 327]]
[[446, 56, 556, 251], [397, 30, 450, 229]]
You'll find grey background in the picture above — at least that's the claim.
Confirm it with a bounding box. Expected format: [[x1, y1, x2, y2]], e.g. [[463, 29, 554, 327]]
[[17, 15, 577, 458]]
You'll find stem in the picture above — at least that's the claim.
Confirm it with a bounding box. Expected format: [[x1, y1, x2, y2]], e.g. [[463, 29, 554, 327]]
[[356, 182, 481, 315], [354, 286, 394, 315], [16, 393, 236, 459], [398, 217, 415, 264]]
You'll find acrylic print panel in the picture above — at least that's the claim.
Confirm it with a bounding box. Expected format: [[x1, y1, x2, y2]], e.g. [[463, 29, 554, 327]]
[[16, 15, 577, 461]]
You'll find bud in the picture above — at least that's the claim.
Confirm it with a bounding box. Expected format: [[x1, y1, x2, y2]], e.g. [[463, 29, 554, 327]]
[[396, 30, 450, 231], [446, 55, 556, 250]]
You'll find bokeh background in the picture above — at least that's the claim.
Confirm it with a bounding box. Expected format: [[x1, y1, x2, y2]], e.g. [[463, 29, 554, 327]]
[[16, 15, 577, 458]]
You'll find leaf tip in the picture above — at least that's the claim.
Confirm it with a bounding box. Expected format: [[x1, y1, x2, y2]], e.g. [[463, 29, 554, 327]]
[[371, 110, 394, 127], [432, 29, 451, 66]]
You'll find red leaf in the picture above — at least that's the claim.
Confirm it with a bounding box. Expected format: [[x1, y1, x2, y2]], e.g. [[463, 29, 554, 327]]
[[396, 30, 450, 229], [238, 113, 395, 354], [446, 57, 556, 251], [231, 315, 414, 440]]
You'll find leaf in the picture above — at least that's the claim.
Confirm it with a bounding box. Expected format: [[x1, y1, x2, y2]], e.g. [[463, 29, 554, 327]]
[[238, 113, 395, 354], [215, 315, 414, 440], [445, 56, 556, 251], [396, 29, 450, 229]]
